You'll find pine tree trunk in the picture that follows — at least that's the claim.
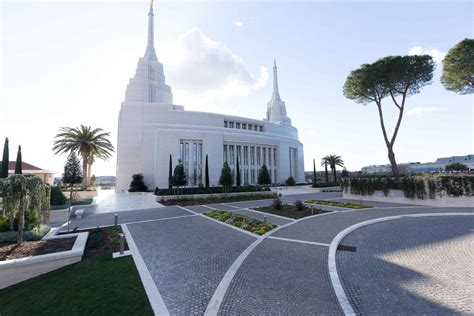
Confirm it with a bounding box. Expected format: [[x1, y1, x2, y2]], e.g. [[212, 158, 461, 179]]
[[388, 147, 400, 177]]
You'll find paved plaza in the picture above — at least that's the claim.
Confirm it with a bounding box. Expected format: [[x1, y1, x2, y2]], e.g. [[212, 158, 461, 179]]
[[56, 191, 474, 315]]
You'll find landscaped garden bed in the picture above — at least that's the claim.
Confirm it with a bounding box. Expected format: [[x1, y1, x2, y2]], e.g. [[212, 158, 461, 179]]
[[0, 237, 76, 261], [0, 225, 151, 315], [254, 200, 330, 219], [159, 193, 276, 206], [203, 210, 276, 235], [305, 200, 372, 209]]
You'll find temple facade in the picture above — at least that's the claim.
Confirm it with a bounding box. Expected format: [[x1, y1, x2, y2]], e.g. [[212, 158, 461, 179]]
[[116, 2, 304, 191]]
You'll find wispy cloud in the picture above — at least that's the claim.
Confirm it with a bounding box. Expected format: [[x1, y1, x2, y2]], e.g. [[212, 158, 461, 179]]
[[408, 46, 446, 63], [232, 21, 243, 27], [406, 106, 448, 116]]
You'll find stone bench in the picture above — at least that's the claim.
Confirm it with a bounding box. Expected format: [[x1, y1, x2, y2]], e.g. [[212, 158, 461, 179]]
[[75, 209, 85, 220]]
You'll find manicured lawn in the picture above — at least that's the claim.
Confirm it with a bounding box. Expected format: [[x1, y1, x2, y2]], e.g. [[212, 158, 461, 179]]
[[0, 255, 153, 316], [204, 210, 276, 235], [305, 199, 372, 209], [254, 204, 329, 219]]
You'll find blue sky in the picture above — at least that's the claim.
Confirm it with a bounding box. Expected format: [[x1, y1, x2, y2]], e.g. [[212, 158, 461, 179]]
[[1, 0, 472, 176]]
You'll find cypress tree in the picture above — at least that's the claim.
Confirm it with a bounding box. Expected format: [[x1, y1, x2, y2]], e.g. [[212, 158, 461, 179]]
[[258, 165, 271, 186], [219, 161, 232, 193], [236, 156, 241, 187], [63, 152, 83, 232], [168, 155, 172, 189], [205, 155, 210, 188], [1, 137, 8, 178], [15, 146, 22, 174], [312, 158, 317, 186]]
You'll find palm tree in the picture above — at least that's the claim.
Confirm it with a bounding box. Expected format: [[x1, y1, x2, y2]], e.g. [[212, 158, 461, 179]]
[[322, 155, 344, 183], [321, 157, 329, 183], [53, 125, 114, 190]]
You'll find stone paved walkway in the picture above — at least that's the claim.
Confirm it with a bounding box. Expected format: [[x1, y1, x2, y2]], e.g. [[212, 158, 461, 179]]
[[337, 216, 474, 315], [62, 191, 474, 314]]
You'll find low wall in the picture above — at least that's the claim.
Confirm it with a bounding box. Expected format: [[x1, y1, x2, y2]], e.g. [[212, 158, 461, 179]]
[[0, 229, 88, 289], [343, 189, 474, 207], [156, 190, 276, 201]]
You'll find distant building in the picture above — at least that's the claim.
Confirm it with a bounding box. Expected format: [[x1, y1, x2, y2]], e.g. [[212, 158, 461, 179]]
[[0, 161, 55, 184], [361, 154, 474, 174]]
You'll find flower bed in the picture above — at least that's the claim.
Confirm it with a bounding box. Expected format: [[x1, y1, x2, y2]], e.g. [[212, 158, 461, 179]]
[[159, 193, 276, 206], [254, 204, 329, 219], [305, 200, 372, 209], [155, 185, 269, 196], [203, 210, 276, 235], [0, 237, 76, 261]]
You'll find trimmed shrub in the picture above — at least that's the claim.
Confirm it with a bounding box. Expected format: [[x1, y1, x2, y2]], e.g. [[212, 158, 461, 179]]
[[285, 176, 296, 186], [50, 185, 68, 206], [128, 173, 148, 192]]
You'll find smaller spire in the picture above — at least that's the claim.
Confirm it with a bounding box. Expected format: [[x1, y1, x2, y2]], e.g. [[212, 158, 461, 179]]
[[145, 0, 156, 59], [272, 58, 281, 101]]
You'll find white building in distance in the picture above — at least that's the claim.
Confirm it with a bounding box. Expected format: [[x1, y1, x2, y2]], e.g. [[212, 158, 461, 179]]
[[116, 3, 304, 191]]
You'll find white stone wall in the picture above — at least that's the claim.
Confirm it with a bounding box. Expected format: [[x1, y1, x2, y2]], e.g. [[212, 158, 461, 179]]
[[116, 103, 304, 191]]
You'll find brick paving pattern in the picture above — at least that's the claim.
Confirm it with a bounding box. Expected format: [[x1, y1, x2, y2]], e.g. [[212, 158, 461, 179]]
[[337, 216, 474, 314], [219, 238, 343, 315], [127, 216, 255, 315]]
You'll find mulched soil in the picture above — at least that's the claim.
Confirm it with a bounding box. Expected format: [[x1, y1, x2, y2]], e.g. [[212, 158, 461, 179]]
[[254, 204, 330, 219], [81, 226, 129, 259], [0, 238, 76, 261], [159, 194, 277, 206]]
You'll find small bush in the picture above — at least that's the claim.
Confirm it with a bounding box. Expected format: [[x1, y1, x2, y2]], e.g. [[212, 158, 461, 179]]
[[128, 174, 148, 192], [50, 185, 68, 206], [0, 217, 10, 233], [272, 198, 283, 210], [294, 200, 304, 211], [0, 225, 50, 243], [285, 176, 296, 186]]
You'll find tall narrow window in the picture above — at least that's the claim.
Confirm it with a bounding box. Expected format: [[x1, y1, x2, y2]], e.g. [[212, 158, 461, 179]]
[[263, 148, 267, 165], [229, 122, 234, 128], [256, 147, 261, 165], [230, 145, 235, 164], [236, 123, 241, 129], [223, 145, 228, 162], [268, 148, 272, 166], [243, 146, 248, 165], [224, 121, 228, 128], [237, 146, 242, 163], [251, 169, 255, 184], [274, 169, 277, 183], [250, 147, 255, 165], [273, 149, 277, 166]]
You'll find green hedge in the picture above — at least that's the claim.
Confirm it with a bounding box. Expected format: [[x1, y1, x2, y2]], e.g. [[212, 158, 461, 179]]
[[0, 225, 50, 243], [342, 176, 474, 199], [154, 185, 269, 196], [312, 182, 339, 188]]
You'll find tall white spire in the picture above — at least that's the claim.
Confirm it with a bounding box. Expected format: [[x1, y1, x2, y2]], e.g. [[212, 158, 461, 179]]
[[271, 59, 281, 101], [266, 59, 291, 125], [145, 0, 156, 60], [123, 1, 173, 104]]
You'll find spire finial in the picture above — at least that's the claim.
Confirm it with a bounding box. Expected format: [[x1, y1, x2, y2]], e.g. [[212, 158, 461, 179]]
[[145, 0, 156, 59], [274, 58, 277, 68], [272, 59, 280, 101]]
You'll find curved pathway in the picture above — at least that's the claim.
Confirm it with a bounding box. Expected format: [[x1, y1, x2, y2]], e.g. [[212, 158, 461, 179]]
[[69, 192, 474, 315], [336, 215, 474, 315]]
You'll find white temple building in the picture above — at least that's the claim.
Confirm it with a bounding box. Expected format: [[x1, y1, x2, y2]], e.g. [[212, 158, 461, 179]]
[[116, 2, 304, 191]]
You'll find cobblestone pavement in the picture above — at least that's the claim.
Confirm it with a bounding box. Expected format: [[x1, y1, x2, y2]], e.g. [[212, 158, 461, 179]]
[[272, 207, 469, 244], [337, 216, 474, 314], [219, 238, 342, 315], [127, 215, 255, 315], [61, 206, 190, 231], [63, 192, 473, 314]]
